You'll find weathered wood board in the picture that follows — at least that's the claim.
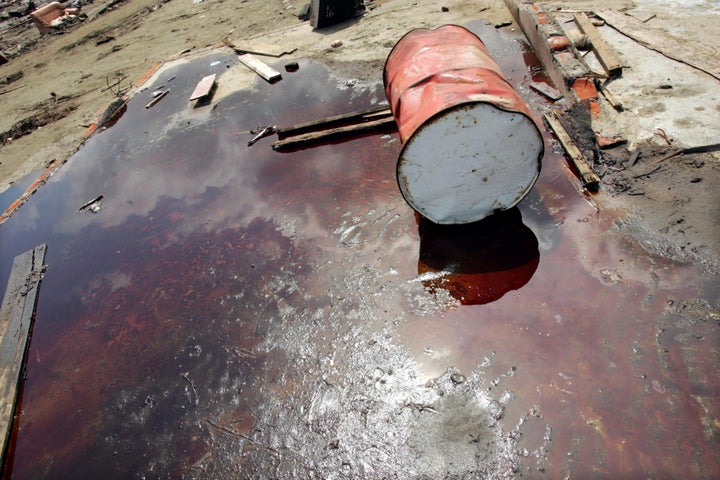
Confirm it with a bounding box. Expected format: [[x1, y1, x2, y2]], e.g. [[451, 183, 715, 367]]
[[574, 13, 623, 77], [237, 54, 282, 83], [0, 244, 47, 463], [189, 74, 217, 101]]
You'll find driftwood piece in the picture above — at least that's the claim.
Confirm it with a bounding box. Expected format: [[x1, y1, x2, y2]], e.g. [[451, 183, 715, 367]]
[[272, 117, 396, 151], [544, 111, 600, 191], [595, 10, 720, 81], [0, 244, 47, 464], [574, 13, 623, 77], [0, 84, 27, 96], [276, 105, 391, 138], [237, 54, 282, 82]]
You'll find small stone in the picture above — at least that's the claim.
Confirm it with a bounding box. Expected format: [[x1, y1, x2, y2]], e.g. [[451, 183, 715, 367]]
[[441, 6, 449, 12], [331, 40, 343, 48], [450, 373, 466, 385], [285, 61, 300, 72]]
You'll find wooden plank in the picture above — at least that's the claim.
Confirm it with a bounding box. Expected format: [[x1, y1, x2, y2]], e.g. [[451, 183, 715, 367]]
[[574, 13, 623, 77], [237, 54, 282, 83], [544, 112, 600, 191], [272, 117, 396, 151], [189, 74, 217, 101], [596, 9, 720, 81], [276, 105, 392, 138], [0, 244, 47, 463]]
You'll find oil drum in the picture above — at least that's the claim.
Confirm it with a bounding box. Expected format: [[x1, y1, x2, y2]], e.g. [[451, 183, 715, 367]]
[[383, 24, 543, 224]]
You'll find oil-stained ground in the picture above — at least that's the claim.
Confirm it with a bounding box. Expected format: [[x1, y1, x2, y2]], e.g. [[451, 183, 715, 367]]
[[0, 22, 717, 479]]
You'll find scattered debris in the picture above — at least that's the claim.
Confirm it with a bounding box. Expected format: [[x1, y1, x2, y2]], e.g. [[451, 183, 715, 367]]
[[298, 2, 311, 21], [642, 13, 657, 23], [653, 128, 672, 146], [247, 125, 276, 146], [0, 244, 47, 467], [529, 81, 563, 101], [181, 373, 199, 406], [95, 35, 114, 46], [0, 97, 78, 145], [596, 10, 720, 81], [30, 1, 82, 34], [574, 13, 623, 77], [495, 20, 512, 28], [145, 89, 169, 109], [504, 0, 593, 101], [78, 195, 104, 213], [566, 28, 590, 50], [272, 117, 395, 151], [310, 0, 365, 29], [595, 80, 623, 111], [0, 71, 23, 86], [188, 73, 217, 101], [276, 104, 391, 138], [633, 164, 667, 179], [102, 73, 129, 96], [0, 84, 26, 96], [222, 38, 297, 58], [544, 111, 600, 191], [95, 98, 126, 129], [628, 149, 641, 166], [237, 54, 282, 83]]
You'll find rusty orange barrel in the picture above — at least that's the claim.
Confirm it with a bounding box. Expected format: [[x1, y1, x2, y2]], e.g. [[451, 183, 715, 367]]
[[383, 25, 543, 224]]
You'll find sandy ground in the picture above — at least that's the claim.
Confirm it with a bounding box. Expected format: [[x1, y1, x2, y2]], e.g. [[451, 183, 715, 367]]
[[0, 0, 719, 265]]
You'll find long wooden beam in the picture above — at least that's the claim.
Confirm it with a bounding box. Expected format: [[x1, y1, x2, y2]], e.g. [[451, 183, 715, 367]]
[[0, 244, 47, 463]]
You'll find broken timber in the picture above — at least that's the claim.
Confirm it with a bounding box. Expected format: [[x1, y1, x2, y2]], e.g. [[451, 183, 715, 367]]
[[276, 105, 392, 138], [237, 54, 282, 83], [529, 82, 563, 101], [0, 244, 47, 464], [574, 13, 623, 78], [544, 111, 600, 191], [272, 117, 396, 151]]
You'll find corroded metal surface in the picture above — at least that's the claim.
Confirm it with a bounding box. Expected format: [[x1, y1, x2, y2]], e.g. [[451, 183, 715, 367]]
[[0, 25, 716, 479]]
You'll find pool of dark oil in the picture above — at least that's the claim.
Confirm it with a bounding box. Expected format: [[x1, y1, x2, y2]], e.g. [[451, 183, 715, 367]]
[[0, 21, 717, 480]]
